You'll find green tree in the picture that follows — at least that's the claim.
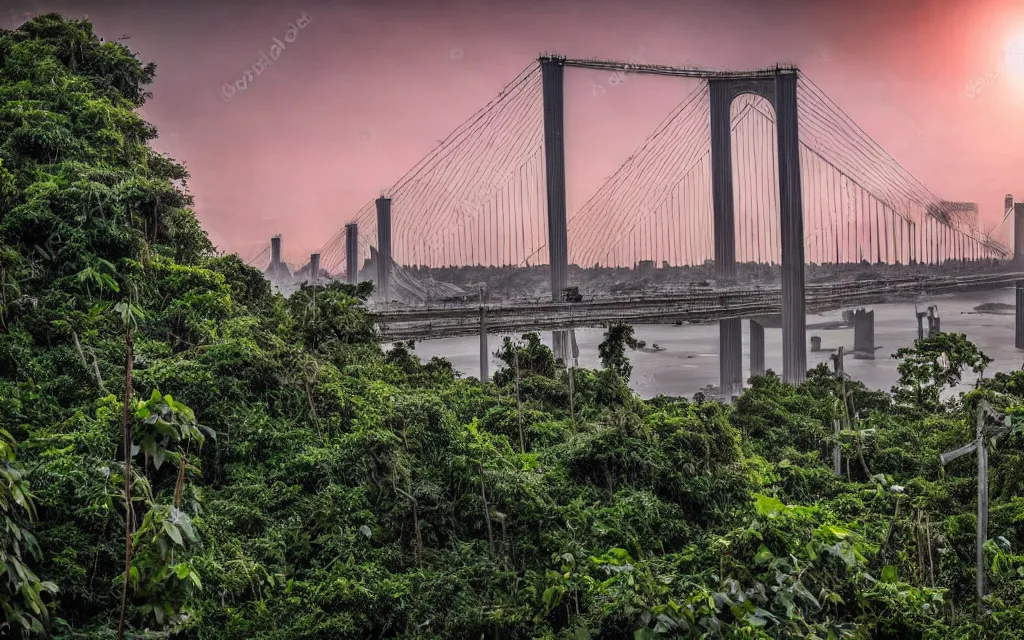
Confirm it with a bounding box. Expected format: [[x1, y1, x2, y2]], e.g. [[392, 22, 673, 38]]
[[597, 322, 645, 381], [892, 332, 992, 409]]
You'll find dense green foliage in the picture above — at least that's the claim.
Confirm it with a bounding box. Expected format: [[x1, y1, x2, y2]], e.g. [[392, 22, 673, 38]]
[[5, 13, 1024, 639]]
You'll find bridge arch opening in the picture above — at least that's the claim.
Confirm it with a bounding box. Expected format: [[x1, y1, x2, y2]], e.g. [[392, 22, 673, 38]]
[[729, 93, 781, 270]]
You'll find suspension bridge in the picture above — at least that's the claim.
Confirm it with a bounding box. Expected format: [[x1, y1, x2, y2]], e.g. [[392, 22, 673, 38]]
[[241, 54, 1022, 398]]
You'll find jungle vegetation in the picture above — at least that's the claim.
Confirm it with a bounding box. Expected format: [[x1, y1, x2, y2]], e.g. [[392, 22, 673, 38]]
[[4, 13, 1024, 640]]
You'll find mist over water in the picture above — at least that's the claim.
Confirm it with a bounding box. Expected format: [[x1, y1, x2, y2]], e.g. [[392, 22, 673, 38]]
[[413, 288, 1023, 398]]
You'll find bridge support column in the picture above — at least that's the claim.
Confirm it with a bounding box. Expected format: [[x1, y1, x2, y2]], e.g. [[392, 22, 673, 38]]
[[708, 80, 742, 400], [376, 197, 392, 301], [775, 71, 808, 386], [345, 223, 359, 285], [1014, 200, 1024, 349], [853, 309, 875, 359], [479, 292, 489, 383], [749, 319, 765, 379], [541, 57, 570, 360], [718, 318, 743, 399], [309, 253, 320, 284]]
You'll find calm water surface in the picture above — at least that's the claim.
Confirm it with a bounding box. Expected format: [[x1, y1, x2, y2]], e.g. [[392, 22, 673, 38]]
[[410, 288, 1022, 398]]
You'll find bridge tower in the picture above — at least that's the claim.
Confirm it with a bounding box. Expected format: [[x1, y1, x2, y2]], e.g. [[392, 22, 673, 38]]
[[345, 223, 359, 285], [270, 235, 282, 270], [540, 56, 571, 363], [309, 253, 320, 284], [376, 197, 393, 301], [709, 70, 807, 395], [1012, 195, 1024, 349], [266, 234, 291, 281]]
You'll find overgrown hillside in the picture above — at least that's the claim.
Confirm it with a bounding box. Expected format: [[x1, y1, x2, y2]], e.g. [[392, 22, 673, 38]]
[[4, 13, 1024, 640]]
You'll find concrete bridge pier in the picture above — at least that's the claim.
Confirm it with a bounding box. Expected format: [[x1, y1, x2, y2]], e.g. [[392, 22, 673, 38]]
[[1014, 198, 1024, 349], [852, 309, 875, 359], [345, 223, 359, 285], [749, 319, 765, 379], [479, 289, 489, 383], [552, 331, 570, 366], [376, 197, 392, 301], [719, 318, 743, 399], [916, 309, 927, 341]]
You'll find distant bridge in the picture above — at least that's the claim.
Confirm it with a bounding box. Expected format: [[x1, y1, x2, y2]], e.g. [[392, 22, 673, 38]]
[[374, 272, 1024, 342]]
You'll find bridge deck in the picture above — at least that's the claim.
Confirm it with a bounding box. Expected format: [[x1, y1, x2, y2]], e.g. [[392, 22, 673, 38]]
[[372, 272, 1024, 342]]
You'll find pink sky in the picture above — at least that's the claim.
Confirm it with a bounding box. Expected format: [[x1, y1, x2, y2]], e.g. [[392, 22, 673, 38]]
[[12, 0, 1024, 264]]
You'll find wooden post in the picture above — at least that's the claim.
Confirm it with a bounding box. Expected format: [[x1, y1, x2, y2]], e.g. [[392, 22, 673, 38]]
[[832, 418, 842, 476], [478, 287, 489, 383], [977, 417, 988, 605], [940, 401, 1011, 606], [830, 345, 845, 377], [831, 346, 846, 477], [567, 365, 576, 429], [568, 329, 579, 428]]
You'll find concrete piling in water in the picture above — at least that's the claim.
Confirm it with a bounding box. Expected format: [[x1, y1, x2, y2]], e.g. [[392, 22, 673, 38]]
[[810, 335, 821, 352], [1013, 197, 1024, 349], [852, 310, 863, 352], [479, 287, 489, 383], [853, 309, 875, 359], [749, 320, 765, 379], [865, 311, 875, 357]]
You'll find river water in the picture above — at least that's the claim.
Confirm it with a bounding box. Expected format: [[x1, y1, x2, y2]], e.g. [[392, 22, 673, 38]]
[[410, 288, 1023, 398]]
